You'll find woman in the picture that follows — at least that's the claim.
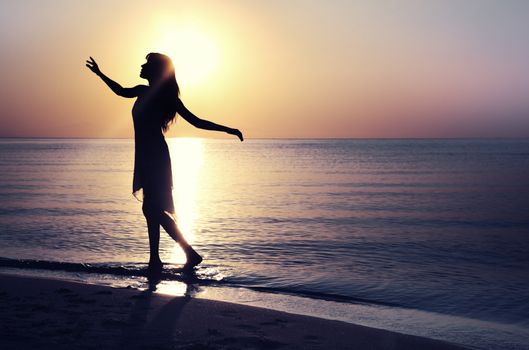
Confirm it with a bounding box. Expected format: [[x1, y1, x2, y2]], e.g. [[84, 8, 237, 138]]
[[86, 53, 243, 272]]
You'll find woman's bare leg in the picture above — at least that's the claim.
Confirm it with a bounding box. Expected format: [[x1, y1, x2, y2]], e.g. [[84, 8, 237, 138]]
[[158, 211, 190, 248], [142, 204, 162, 269], [158, 211, 203, 269]]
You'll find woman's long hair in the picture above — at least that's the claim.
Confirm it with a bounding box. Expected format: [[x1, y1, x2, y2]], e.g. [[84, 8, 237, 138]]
[[146, 53, 180, 132]]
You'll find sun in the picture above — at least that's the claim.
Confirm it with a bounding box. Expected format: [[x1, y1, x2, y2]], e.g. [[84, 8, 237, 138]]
[[154, 26, 219, 87]]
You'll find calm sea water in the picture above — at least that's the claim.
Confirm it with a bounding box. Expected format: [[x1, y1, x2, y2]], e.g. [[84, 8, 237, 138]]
[[1, 138, 529, 349]]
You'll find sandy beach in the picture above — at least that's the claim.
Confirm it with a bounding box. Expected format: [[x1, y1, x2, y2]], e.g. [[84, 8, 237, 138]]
[[0, 273, 469, 350]]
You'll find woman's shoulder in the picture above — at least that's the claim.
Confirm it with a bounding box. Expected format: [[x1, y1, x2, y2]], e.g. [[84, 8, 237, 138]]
[[175, 98, 185, 110]]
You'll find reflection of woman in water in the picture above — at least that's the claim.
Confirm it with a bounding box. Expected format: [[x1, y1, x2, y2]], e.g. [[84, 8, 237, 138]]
[[86, 54, 243, 272]]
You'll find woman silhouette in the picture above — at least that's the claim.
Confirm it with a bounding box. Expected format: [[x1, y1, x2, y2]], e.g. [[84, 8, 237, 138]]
[[86, 53, 243, 272]]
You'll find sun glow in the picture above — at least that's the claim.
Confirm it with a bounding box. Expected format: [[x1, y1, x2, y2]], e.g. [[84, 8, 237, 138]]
[[153, 25, 219, 87], [167, 138, 204, 263]]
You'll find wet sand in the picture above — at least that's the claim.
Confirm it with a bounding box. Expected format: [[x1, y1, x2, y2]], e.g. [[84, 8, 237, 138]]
[[0, 273, 468, 350]]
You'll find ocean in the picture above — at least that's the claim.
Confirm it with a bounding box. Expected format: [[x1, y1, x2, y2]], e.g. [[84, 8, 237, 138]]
[[1, 138, 528, 349]]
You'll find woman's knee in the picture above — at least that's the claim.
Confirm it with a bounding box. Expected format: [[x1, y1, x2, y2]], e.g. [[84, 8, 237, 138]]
[[142, 203, 160, 218]]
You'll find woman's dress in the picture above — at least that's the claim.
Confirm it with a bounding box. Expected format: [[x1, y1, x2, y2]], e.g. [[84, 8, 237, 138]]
[[131, 93, 175, 214]]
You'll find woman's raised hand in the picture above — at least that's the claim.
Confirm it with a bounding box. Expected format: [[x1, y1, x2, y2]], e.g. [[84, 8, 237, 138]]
[[86, 57, 101, 75], [228, 128, 244, 142]]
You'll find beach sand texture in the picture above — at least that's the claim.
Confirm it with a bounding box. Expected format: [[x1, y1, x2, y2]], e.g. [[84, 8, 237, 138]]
[[0, 274, 468, 350]]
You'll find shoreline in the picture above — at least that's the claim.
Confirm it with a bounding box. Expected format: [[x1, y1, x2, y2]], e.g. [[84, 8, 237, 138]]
[[0, 273, 468, 350]]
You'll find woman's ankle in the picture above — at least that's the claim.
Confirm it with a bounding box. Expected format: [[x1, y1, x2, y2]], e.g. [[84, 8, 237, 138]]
[[149, 257, 162, 265]]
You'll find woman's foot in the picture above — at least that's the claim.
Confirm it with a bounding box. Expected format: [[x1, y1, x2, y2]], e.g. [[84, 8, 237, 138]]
[[183, 248, 203, 270]]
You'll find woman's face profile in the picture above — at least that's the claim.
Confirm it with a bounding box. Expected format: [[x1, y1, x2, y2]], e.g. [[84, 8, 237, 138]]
[[140, 60, 152, 79]]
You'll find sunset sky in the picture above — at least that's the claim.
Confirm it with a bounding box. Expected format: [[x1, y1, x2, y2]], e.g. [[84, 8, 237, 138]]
[[1, 0, 529, 138]]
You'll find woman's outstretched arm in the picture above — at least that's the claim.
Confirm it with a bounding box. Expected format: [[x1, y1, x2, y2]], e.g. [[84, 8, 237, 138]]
[[86, 57, 146, 98], [177, 99, 244, 141]]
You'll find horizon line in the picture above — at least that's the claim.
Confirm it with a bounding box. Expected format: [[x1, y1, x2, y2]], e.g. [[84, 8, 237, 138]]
[[1, 136, 529, 141]]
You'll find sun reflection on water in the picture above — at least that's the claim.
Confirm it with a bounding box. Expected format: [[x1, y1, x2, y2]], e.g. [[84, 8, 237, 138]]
[[167, 138, 204, 264]]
